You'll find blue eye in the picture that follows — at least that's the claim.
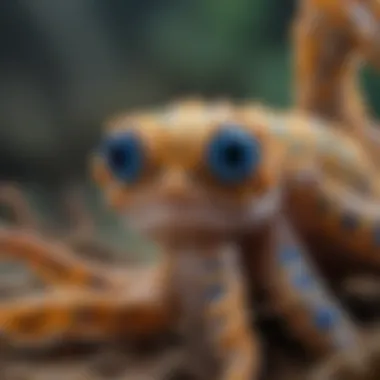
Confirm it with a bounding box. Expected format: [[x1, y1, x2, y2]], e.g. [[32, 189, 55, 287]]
[[205, 126, 261, 184], [101, 132, 144, 184]]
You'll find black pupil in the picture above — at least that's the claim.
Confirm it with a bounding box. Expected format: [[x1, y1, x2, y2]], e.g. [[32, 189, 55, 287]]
[[110, 145, 130, 168], [223, 143, 244, 166]]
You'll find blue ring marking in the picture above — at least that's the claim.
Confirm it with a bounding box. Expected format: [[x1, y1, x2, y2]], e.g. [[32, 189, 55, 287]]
[[279, 246, 300, 264], [292, 271, 315, 290], [313, 307, 340, 331]]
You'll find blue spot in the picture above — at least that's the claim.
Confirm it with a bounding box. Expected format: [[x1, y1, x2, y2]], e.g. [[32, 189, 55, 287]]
[[292, 272, 315, 289], [340, 213, 359, 230], [205, 283, 224, 302], [314, 307, 339, 331], [279, 246, 299, 264], [100, 131, 144, 184], [205, 125, 261, 185]]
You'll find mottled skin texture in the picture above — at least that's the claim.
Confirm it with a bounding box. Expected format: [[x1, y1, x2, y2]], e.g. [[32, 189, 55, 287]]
[[292, 0, 380, 163], [1, 100, 380, 379]]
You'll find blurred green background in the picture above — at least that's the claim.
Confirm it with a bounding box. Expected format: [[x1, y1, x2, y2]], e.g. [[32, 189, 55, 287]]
[[0, 0, 379, 247]]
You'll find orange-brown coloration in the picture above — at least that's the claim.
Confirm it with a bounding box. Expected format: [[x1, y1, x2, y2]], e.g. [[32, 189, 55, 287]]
[[285, 173, 380, 270], [93, 100, 380, 376], [97, 101, 278, 204], [92, 98, 380, 356], [292, 0, 380, 163], [1, 100, 379, 379], [200, 245, 261, 380], [0, 229, 117, 290], [0, 252, 177, 347]]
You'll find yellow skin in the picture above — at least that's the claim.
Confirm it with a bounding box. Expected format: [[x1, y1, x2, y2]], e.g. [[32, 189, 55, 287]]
[[292, 0, 380, 163], [2, 100, 380, 379]]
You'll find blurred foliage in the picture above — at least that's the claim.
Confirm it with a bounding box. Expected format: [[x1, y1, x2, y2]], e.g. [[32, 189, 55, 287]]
[[0, 0, 378, 235]]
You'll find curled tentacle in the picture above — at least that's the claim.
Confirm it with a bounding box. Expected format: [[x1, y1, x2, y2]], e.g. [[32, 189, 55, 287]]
[[284, 169, 380, 272], [197, 244, 261, 380], [0, 228, 118, 290], [0, 255, 177, 348], [265, 216, 361, 358]]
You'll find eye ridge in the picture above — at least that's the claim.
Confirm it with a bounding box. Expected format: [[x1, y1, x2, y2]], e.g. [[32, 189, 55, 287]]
[[101, 131, 145, 184], [206, 125, 261, 184]]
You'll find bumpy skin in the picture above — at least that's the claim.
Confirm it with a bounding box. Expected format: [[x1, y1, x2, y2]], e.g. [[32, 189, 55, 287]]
[[1, 100, 379, 379], [292, 0, 380, 163]]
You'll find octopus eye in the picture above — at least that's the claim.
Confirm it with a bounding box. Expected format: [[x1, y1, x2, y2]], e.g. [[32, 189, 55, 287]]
[[100, 131, 145, 184], [205, 125, 261, 184]]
